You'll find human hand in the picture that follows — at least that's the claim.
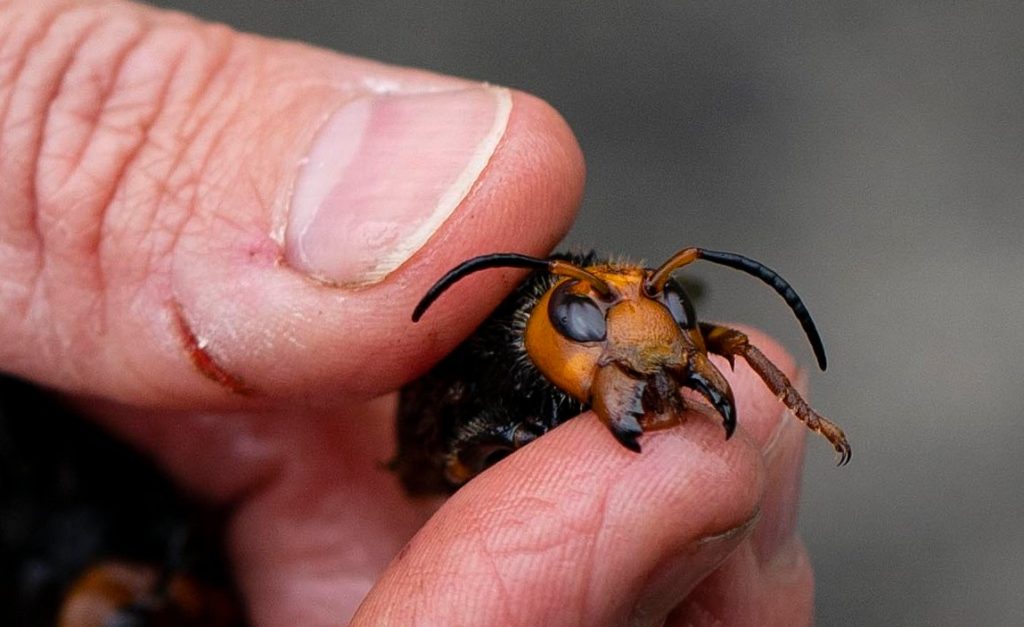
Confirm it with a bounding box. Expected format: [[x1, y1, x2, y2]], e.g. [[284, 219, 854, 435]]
[[0, 1, 813, 624]]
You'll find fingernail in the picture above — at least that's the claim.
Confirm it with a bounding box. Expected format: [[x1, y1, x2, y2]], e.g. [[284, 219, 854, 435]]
[[629, 513, 758, 627], [286, 85, 513, 286]]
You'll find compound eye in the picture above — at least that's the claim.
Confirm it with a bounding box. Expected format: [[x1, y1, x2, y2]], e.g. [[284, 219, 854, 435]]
[[660, 279, 697, 329], [548, 281, 607, 342]]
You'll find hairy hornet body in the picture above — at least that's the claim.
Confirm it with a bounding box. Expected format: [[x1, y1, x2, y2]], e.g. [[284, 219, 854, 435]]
[[394, 248, 850, 495]]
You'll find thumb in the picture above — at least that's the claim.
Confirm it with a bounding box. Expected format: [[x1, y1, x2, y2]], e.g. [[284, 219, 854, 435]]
[[0, 0, 583, 407]]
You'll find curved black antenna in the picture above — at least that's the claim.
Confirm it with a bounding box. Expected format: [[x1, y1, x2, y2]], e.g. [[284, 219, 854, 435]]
[[412, 253, 550, 322], [413, 253, 615, 322], [698, 249, 828, 371], [646, 247, 826, 370]]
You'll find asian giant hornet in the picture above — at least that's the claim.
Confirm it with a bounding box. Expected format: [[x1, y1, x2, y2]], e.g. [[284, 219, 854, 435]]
[[393, 247, 850, 495]]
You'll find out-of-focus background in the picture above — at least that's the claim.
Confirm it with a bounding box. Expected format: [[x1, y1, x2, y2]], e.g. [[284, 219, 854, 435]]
[[153, 2, 1024, 624]]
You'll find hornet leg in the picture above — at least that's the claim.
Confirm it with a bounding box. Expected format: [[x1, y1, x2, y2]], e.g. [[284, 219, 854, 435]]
[[444, 411, 548, 486], [700, 323, 851, 465]]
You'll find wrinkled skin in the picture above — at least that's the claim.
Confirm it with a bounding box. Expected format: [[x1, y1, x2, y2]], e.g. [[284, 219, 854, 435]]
[[0, 1, 814, 625]]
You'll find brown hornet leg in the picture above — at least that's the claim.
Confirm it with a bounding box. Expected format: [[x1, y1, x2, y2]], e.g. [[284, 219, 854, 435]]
[[443, 415, 547, 487], [700, 323, 851, 465]]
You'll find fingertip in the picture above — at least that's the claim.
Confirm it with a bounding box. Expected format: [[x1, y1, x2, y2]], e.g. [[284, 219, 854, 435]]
[[501, 90, 587, 218]]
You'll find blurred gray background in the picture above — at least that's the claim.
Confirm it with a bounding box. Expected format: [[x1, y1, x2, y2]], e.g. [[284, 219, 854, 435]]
[[151, 2, 1024, 624]]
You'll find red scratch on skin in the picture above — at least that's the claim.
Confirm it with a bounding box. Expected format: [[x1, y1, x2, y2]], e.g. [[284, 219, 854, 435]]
[[171, 300, 253, 395]]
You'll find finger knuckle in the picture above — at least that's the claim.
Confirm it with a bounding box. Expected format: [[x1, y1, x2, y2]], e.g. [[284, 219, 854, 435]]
[[0, 2, 249, 379]]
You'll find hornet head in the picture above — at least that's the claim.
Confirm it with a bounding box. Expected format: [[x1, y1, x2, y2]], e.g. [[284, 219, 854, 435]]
[[412, 247, 828, 454]]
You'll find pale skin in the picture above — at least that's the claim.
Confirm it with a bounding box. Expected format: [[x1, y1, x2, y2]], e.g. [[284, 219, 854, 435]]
[[0, 1, 815, 624]]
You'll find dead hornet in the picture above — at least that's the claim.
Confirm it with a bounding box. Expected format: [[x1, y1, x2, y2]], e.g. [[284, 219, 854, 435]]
[[393, 247, 850, 495]]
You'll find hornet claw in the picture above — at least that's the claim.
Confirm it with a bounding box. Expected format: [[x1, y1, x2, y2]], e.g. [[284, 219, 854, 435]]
[[678, 353, 737, 439]]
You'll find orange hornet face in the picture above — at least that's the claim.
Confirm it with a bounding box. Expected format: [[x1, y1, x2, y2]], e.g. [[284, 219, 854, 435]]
[[524, 266, 736, 451]]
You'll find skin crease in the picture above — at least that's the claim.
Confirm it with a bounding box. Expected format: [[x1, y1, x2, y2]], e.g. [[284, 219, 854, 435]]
[[0, 1, 815, 625]]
